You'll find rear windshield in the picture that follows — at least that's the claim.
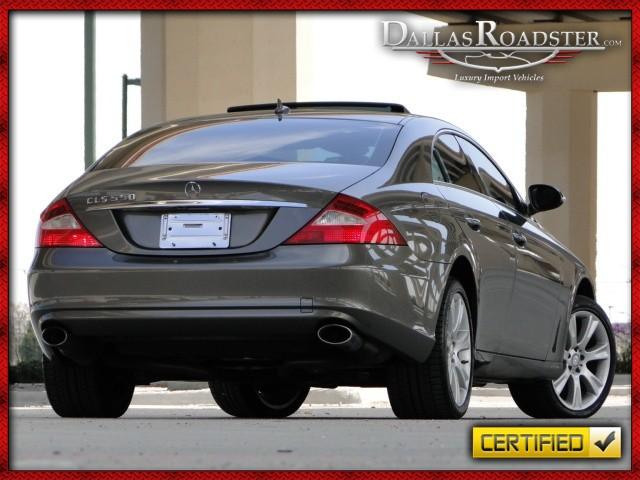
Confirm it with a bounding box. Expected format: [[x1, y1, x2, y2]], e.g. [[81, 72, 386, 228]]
[[99, 118, 400, 169]]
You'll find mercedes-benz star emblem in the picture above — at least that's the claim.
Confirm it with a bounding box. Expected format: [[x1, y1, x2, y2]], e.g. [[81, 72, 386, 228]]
[[185, 181, 202, 199]]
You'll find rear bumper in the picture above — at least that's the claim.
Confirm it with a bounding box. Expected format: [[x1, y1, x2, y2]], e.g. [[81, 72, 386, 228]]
[[29, 245, 447, 362]]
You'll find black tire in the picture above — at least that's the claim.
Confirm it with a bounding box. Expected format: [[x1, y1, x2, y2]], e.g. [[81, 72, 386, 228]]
[[508, 295, 616, 419], [43, 355, 134, 418], [209, 381, 309, 418], [387, 279, 474, 419]]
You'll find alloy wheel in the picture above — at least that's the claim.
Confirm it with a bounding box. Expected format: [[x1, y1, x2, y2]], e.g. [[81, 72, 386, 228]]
[[552, 310, 611, 411], [445, 292, 472, 407]]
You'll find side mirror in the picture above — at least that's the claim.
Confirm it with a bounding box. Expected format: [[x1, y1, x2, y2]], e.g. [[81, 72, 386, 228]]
[[528, 184, 565, 215]]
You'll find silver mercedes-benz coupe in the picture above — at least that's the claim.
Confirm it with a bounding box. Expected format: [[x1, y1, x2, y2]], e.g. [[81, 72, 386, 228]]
[[28, 101, 615, 419]]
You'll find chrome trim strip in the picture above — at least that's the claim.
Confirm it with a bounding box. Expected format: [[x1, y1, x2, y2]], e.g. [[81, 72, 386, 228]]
[[86, 199, 308, 211]]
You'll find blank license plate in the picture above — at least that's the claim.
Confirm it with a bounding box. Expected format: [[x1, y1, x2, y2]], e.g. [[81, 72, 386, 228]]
[[159, 213, 231, 249]]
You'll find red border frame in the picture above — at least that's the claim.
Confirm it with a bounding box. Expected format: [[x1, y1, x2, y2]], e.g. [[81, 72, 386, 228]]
[[0, 2, 636, 477]]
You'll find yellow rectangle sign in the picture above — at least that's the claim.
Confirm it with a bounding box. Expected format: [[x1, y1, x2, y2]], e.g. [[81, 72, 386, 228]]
[[472, 427, 621, 459]]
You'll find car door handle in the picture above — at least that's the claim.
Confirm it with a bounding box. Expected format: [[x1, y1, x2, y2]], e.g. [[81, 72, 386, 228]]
[[512, 231, 527, 246], [464, 216, 481, 231]]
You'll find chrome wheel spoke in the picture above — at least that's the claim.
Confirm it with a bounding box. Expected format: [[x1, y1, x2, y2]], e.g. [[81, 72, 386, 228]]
[[456, 298, 464, 330], [458, 364, 470, 389], [450, 363, 460, 404], [584, 343, 609, 362], [553, 369, 571, 395], [449, 297, 461, 334], [570, 376, 583, 409], [453, 329, 470, 347], [448, 303, 456, 333], [445, 292, 471, 407], [447, 358, 454, 385], [581, 368, 603, 394], [577, 314, 598, 349]]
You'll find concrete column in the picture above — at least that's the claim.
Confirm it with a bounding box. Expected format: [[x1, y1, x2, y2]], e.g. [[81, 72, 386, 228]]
[[526, 90, 597, 276], [141, 12, 297, 127], [141, 13, 165, 128]]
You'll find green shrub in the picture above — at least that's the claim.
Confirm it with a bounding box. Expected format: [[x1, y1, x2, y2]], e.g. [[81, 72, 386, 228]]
[[616, 344, 631, 374], [10, 327, 44, 383], [18, 326, 41, 364], [613, 323, 631, 374], [9, 360, 43, 383]]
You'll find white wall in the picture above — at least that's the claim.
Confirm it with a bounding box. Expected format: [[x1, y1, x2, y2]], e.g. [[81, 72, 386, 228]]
[[11, 13, 84, 306], [95, 13, 141, 158], [10, 12, 140, 306], [596, 92, 631, 323]]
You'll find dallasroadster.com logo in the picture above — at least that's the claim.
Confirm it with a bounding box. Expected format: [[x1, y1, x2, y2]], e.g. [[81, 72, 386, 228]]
[[382, 20, 622, 74]]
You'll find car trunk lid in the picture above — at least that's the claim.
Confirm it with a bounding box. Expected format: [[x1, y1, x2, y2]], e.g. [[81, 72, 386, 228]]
[[66, 162, 378, 256]]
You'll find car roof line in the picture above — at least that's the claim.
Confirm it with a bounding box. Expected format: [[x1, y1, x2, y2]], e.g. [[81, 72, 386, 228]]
[[227, 101, 410, 114]]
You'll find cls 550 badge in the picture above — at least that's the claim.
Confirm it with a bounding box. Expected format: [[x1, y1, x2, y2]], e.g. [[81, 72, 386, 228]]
[[472, 427, 621, 459], [86, 192, 136, 205]]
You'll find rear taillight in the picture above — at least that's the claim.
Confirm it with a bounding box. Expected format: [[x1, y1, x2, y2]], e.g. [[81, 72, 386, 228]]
[[37, 198, 102, 248], [285, 194, 406, 245]]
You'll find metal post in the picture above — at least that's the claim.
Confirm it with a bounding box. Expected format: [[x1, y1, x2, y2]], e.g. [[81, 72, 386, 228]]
[[84, 12, 95, 168], [121, 75, 141, 139], [122, 74, 128, 139]]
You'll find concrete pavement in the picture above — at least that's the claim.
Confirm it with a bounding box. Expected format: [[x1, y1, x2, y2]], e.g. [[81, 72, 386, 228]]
[[9, 378, 631, 470]]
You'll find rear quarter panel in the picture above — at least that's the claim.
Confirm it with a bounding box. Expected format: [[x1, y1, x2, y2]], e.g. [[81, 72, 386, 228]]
[[344, 118, 478, 340]]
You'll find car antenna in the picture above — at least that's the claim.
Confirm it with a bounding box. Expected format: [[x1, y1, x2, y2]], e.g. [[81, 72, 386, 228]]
[[274, 98, 290, 121]]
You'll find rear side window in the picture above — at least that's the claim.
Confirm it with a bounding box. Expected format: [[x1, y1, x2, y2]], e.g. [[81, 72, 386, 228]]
[[433, 134, 483, 193], [457, 137, 518, 210], [101, 118, 400, 169], [431, 153, 446, 182]]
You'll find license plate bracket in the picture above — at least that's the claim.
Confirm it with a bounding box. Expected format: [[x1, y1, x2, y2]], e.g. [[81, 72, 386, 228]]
[[159, 213, 231, 249]]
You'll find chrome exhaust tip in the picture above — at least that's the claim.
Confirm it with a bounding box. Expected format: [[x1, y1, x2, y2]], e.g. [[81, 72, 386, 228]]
[[41, 326, 69, 347], [317, 324, 363, 352]]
